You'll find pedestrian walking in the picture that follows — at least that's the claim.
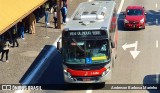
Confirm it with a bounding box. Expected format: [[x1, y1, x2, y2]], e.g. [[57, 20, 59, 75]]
[[45, 2, 50, 25], [53, 8, 58, 28], [0, 38, 11, 62], [61, 5, 67, 24], [20, 22, 25, 39], [45, 8, 50, 25], [23, 16, 30, 33], [11, 26, 19, 47]]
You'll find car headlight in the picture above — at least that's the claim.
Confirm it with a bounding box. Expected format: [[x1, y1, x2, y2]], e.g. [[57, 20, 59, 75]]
[[124, 19, 129, 23], [140, 18, 144, 23], [102, 67, 110, 77]]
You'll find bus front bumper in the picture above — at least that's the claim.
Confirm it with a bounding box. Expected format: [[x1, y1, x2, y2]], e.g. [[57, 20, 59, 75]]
[[64, 70, 112, 83]]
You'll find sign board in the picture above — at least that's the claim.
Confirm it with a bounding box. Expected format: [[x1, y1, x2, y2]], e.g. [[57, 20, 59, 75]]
[[63, 30, 107, 37]]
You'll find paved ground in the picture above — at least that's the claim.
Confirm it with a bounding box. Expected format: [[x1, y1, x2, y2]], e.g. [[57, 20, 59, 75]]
[[0, 11, 63, 84], [0, 0, 87, 87]]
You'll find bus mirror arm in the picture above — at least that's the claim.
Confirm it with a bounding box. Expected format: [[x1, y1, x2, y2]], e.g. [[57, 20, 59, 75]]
[[109, 36, 115, 48], [111, 40, 115, 48], [57, 42, 62, 53]]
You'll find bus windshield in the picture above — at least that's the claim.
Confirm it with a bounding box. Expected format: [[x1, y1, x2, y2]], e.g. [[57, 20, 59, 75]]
[[63, 39, 110, 64]]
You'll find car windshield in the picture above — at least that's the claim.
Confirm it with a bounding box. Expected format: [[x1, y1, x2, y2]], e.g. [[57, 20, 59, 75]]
[[127, 9, 143, 16], [63, 39, 110, 64]]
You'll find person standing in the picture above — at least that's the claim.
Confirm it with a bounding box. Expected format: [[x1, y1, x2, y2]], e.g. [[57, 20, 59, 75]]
[[61, 5, 67, 24], [62, 0, 68, 8], [11, 25, 19, 47], [23, 16, 30, 33], [0, 38, 11, 62], [20, 22, 25, 39], [45, 8, 50, 25], [53, 8, 58, 28], [45, 2, 50, 25], [29, 13, 36, 34]]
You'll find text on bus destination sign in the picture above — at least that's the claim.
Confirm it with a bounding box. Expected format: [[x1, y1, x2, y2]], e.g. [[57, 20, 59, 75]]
[[69, 31, 102, 36]]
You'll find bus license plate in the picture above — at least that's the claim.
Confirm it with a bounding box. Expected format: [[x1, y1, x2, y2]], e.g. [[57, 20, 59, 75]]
[[83, 78, 91, 81]]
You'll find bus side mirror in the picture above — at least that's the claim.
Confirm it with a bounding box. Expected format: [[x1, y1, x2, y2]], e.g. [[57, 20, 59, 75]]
[[57, 41, 60, 50], [57, 37, 62, 52], [57, 42, 62, 53], [111, 40, 115, 48]]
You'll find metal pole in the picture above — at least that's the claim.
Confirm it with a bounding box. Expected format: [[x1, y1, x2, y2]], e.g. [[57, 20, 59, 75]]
[[57, 0, 62, 29], [45, 23, 49, 38], [45, 23, 47, 36]]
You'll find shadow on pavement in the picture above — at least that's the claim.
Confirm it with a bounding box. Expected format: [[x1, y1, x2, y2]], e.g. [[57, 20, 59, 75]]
[[19, 45, 63, 84], [117, 13, 125, 31], [40, 26, 54, 28], [143, 74, 160, 93], [146, 10, 160, 26]]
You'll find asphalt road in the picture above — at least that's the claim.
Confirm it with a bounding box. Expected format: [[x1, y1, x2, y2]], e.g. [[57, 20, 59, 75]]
[[101, 0, 160, 93], [13, 0, 160, 93]]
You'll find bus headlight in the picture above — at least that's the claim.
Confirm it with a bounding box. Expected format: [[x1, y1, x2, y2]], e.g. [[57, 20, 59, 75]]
[[101, 67, 110, 77], [124, 19, 129, 23], [140, 18, 144, 23]]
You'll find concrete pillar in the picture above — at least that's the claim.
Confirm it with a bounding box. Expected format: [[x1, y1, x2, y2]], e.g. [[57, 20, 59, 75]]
[[57, 0, 62, 29]]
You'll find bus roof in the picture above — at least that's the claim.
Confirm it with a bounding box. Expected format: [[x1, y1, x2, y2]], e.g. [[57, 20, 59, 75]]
[[64, 1, 116, 31]]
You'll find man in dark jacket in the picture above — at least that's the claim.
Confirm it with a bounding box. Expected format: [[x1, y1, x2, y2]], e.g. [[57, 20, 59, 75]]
[[11, 26, 19, 47]]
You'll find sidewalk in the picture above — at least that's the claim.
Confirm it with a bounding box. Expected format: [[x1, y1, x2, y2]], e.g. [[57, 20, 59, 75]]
[[0, 0, 88, 84], [0, 13, 63, 84]]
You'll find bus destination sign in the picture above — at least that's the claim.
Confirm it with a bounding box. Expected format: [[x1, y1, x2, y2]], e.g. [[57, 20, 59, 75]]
[[67, 31, 106, 37], [70, 31, 100, 36]]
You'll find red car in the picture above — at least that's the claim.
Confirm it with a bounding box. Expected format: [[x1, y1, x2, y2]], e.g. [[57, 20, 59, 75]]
[[123, 6, 146, 30]]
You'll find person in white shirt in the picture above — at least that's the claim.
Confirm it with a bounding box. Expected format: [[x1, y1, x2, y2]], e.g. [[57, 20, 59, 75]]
[[0, 38, 11, 62]]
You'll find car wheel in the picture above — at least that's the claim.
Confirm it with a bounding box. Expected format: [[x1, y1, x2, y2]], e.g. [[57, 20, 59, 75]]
[[124, 27, 127, 31], [143, 26, 145, 29]]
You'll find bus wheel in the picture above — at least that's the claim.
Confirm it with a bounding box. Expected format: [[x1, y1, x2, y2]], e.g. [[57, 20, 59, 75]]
[[115, 48, 117, 59]]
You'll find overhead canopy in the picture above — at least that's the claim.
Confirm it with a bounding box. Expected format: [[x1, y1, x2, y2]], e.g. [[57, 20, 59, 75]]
[[0, 0, 47, 34]]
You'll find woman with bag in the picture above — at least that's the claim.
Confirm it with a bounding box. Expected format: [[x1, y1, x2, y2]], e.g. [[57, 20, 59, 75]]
[[0, 38, 11, 62]]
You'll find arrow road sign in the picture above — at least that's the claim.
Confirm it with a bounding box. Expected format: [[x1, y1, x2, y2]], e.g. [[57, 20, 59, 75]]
[[122, 41, 140, 59]]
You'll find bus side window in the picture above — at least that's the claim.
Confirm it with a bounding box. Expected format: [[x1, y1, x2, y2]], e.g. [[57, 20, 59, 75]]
[[113, 8, 117, 17]]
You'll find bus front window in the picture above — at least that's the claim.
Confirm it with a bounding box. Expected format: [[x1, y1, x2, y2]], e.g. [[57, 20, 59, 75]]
[[63, 39, 110, 64], [86, 40, 110, 64]]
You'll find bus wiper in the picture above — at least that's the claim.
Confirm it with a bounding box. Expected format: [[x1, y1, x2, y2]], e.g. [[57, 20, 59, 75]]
[[72, 39, 85, 52]]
